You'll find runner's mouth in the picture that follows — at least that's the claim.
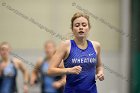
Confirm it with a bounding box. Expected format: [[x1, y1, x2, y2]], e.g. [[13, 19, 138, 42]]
[[78, 31, 84, 34]]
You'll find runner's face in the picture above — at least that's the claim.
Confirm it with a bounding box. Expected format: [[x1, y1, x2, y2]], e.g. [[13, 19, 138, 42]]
[[44, 43, 56, 57], [0, 45, 10, 58], [72, 17, 89, 38]]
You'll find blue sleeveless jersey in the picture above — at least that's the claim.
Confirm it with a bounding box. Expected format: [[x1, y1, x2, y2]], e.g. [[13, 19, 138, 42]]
[[64, 40, 97, 93], [40, 59, 57, 93], [0, 60, 17, 93]]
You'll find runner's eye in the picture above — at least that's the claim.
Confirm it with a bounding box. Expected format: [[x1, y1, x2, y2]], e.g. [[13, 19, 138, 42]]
[[75, 23, 80, 27], [82, 23, 87, 27]]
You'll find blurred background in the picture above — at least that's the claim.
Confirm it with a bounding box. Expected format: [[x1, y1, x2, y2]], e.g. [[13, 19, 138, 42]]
[[0, 0, 139, 93]]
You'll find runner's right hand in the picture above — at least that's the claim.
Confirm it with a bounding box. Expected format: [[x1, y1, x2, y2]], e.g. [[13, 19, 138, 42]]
[[66, 66, 82, 74]]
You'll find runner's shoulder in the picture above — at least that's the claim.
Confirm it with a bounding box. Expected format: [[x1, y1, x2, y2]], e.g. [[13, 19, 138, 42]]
[[59, 40, 71, 49], [90, 40, 101, 49], [12, 57, 23, 68]]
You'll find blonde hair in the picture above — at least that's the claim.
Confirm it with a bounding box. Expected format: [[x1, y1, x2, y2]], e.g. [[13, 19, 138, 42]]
[[71, 12, 91, 30], [0, 42, 11, 49]]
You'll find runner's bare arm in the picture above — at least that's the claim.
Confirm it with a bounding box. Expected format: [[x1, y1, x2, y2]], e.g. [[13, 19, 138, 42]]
[[13, 58, 30, 85], [93, 41, 104, 81], [30, 57, 43, 85], [47, 41, 69, 76], [47, 41, 82, 76], [17, 59, 30, 84]]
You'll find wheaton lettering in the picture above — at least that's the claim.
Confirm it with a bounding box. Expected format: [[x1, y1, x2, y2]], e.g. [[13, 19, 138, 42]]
[[72, 58, 96, 64]]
